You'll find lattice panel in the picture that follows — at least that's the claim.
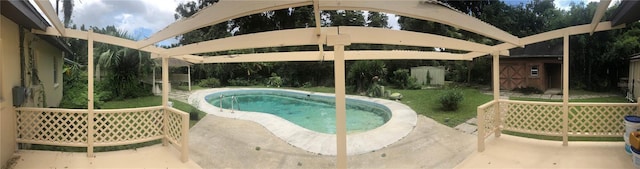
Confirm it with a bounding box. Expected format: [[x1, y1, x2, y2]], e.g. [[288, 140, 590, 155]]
[[94, 108, 164, 143], [481, 103, 497, 138], [167, 110, 184, 146], [569, 104, 637, 136], [503, 102, 563, 136], [16, 110, 88, 144]]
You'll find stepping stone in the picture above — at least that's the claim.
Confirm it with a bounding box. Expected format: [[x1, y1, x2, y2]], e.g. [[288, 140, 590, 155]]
[[465, 118, 477, 125], [454, 123, 477, 135]]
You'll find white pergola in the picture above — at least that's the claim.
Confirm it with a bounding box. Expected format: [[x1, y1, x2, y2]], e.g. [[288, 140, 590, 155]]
[[32, 0, 621, 168]]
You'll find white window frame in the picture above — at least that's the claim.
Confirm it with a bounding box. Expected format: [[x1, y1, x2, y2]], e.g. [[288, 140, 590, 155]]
[[531, 65, 539, 77], [53, 54, 59, 88]]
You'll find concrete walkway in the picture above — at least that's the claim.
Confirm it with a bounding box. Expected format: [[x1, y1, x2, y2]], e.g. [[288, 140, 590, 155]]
[[455, 135, 633, 168], [189, 115, 476, 168], [168, 89, 191, 103]]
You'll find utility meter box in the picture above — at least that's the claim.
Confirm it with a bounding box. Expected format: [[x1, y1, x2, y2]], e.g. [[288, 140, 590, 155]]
[[12, 86, 26, 107]]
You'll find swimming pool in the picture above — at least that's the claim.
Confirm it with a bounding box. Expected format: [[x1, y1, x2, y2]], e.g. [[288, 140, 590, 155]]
[[190, 88, 417, 155], [205, 90, 391, 134]]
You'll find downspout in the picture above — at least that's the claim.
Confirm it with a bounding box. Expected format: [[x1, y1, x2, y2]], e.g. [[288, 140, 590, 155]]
[[19, 26, 25, 87]]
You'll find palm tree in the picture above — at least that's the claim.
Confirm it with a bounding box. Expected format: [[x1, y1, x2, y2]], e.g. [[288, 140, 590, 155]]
[[92, 26, 153, 99]]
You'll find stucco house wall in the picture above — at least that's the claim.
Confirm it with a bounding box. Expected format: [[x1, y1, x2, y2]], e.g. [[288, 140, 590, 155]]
[[1, 15, 21, 167], [1, 15, 65, 167]]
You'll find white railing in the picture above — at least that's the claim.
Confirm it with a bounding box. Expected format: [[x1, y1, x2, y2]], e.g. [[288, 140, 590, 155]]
[[16, 106, 189, 162], [477, 99, 638, 152]]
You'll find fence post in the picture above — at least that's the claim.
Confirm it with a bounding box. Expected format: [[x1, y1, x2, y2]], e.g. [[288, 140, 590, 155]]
[[637, 97, 640, 115], [477, 105, 485, 152], [162, 56, 169, 146], [181, 112, 189, 162], [561, 33, 569, 146], [494, 101, 501, 138]]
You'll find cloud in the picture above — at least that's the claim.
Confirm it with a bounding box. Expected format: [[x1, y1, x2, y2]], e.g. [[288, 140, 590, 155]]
[[68, 0, 192, 46], [553, 0, 617, 11]]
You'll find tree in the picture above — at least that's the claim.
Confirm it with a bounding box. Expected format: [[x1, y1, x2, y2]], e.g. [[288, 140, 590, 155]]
[[93, 26, 153, 99], [366, 12, 388, 28]]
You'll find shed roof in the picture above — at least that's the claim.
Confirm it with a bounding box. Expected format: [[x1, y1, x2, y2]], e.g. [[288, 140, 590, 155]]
[[504, 41, 563, 58], [610, 0, 640, 27]]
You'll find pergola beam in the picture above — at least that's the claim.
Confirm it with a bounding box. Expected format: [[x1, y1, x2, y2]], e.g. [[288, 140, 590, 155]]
[[199, 50, 469, 63], [590, 0, 611, 35], [32, 28, 199, 60], [33, 0, 66, 36], [136, 0, 312, 49], [165, 26, 495, 57], [319, 0, 521, 46], [340, 26, 495, 53], [165, 27, 338, 56]]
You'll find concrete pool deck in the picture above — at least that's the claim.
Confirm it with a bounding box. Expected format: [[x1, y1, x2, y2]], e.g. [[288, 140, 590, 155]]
[[189, 114, 476, 168], [189, 88, 417, 155]]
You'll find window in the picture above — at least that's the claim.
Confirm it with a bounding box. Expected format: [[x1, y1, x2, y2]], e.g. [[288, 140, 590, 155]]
[[53, 56, 59, 86], [531, 65, 539, 77]]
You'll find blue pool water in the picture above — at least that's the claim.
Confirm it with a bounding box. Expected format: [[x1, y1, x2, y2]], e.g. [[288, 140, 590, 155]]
[[205, 90, 391, 134]]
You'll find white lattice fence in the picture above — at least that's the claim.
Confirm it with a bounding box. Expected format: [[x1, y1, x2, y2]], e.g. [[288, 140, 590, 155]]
[[165, 107, 189, 162], [478, 101, 497, 139], [15, 106, 189, 162], [502, 100, 563, 136], [93, 107, 164, 146], [568, 103, 637, 137], [16, 108, 88, 147]]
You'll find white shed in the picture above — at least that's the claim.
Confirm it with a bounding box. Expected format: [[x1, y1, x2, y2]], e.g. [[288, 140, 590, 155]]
[[410, 66, 445, 85]]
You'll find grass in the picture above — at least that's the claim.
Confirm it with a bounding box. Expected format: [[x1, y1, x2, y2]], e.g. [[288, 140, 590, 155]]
[[102, 96, 207, 128], [394, 88, 493, 127], [506, 94, 628, 142], [174, 84, 205, 91]]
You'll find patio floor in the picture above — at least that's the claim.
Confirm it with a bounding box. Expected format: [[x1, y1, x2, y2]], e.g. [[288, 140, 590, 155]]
[[189, 114, 476, 168], [8, 144, 201, 169], [455, 134, 633, 168]]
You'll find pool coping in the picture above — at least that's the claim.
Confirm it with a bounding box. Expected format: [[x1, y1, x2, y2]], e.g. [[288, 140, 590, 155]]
[[188, 88, 417, 155]]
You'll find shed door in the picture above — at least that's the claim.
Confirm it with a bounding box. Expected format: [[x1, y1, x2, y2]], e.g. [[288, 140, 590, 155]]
[[500, 64, 525, 90]]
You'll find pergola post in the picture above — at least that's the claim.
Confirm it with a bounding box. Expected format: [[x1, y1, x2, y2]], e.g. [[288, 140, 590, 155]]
[[87, 29, 95, 157], [188, 65, 191, 91], [562, 33, 570, 146], [492, 52, 501, 138], [162, 55, 169, 146], [327, 34, 350, 169]]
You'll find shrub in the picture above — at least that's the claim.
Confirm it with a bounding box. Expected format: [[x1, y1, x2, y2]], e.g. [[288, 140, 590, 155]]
[[347, 61, 386, 93], [513, 86, 542, 95], [439, 90, 464, 111], [189, 110, 199, 121], [228, 78, 257, 86], [198, 78, 221, 88], [390, 69, 421, 89], [267, 73, 282, 87]]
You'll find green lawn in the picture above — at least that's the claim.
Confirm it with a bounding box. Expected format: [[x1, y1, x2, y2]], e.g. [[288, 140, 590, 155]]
[[394, 88, 493, 127], [174, 84, 205, 91], [102, 96, 207, 127]]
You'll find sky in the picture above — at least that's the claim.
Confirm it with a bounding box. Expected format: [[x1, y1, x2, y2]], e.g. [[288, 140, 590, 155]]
[[44, 0, 613, 47]]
